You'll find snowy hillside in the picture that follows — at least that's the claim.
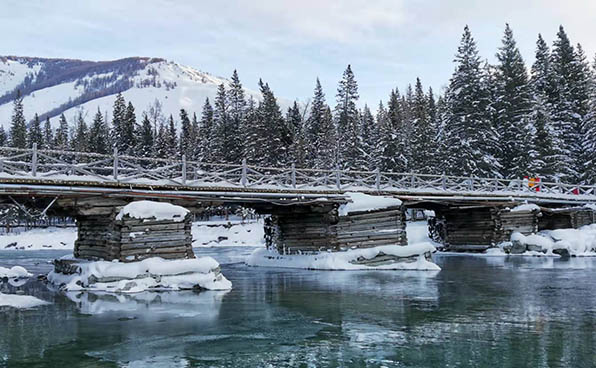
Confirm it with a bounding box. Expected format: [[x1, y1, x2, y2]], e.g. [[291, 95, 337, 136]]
[[0, 56, 266, 127]]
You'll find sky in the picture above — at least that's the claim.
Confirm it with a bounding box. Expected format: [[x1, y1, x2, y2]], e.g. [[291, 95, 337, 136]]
[[2, 0, 596, 106]]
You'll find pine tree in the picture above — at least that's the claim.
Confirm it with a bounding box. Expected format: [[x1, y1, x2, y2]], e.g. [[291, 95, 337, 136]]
[[410, 78, 435, 173], [572, 44, 595, 184], [88, 109, 109, 154], [305, 79, 336, 169], [10, 91, 27, 149], [178, 109, 193, 158], [167, 115, 178, 157], [0, 126, 7, 146], [120, 102, 137, 154], [28, 113, 43, 148], [198, 98, 214, 163], [190, 113, 200, 160], [550, 26, 582, 181], [212, 84, 229, 162], [286, 101, 306, 167], [530, 34, 562, 179], [54, 114, 70, 151], [493, 24, 534, 178], [254, 80, 291, 167], [154, 122, 169, 159], [71, 113, 89, 152], [42, 117, 53, 150], [379, 89, 407, 172], [137, 113, 154, 157], [111, 92, 127, 151], [227, 70, 246, 162], [359, 104, 377, 170], [443, 26, 499, 177], [334, 65, 360, 169]]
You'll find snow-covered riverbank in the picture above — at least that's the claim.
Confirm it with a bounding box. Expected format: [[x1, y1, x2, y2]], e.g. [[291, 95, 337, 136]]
[[0, 219, 265, 251]]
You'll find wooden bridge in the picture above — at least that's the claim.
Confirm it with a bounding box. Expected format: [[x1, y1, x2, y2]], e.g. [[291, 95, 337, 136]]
[[1, 145, 595, 261], [0, 145, 595, 205]]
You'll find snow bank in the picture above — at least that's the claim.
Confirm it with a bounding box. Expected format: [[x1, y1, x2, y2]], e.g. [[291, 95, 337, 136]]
[[192, 220, 265, 247], [48, 256, 232, 292], [247, 243, 440, 271], [510, 203, 540, 212], [115, 201, 189, 222], [338, 192, 402, 216], [0, 227, 77, 250], [0, 265, 32, 278], [510, 224, 596, 256], [0, 293, 49, 309]]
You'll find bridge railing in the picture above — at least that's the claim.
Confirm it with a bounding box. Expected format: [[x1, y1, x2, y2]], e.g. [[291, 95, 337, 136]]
[[0, 145, 595, 198]]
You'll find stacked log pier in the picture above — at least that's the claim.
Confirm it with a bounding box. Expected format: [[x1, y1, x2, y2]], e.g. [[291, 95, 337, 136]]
[[268, 205, 407, 254], [538, 207, 596, 231], [75, 209, 194, 262], [332, 207, 407, 250], [439, 206, 539, 251]]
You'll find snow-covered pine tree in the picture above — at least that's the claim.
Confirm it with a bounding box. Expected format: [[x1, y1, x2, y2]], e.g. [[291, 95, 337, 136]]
[[27, 113, 43, 148], [493, 24, 535, 178], [530, 34, 562, 179], [10, 91, 27, 149], [571, 44, 595, 184], [191, 113, 200, 161], [137, 113, 154, 158], [286, 101, 306, 167], [152, 122, 166, 159], [443, 26, 499, 177], [178, 109, 193, 158], [198, 98, 214, 163], [254, 80, 291, 167], [71, 113, 89, 152], [166, 114, 178, 157], [582, 55, 596, 184], [43, 117, 53, 150], [227, 70, 246, 162], [212, 84, 229, 163], [550, 26, 583, 181], [334, 65, 360, 169], [410, 78, 435, 173], [88, 108, 109, 154], [54, 114, 69, 151], [305, 79, 336, 169], [0, 126, 7, 146], [358, 104, 377, 170], [111, 92, 127, 151], [120, 102, 137, 154], [379, 89, 407, 172]]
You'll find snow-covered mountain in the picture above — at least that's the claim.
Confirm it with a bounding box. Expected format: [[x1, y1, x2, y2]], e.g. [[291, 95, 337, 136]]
[[0, 56, 269, 127]]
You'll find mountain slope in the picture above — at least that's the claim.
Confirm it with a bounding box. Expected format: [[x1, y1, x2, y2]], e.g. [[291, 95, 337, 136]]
[[0, 56, 267, 127]]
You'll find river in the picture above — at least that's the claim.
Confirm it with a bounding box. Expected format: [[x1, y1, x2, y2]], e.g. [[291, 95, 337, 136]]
[[1, 248, 595, 367]]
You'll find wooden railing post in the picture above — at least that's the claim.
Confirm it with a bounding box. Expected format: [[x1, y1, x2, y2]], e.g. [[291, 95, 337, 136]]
[[335, 166, 341, 190], [442, 175, 447, 191], [181, 154, 187, 185], [0, 158, 4, 173], [291, 163, 296, 189], [375, 168, 381, 191], [113, 147, 119, 181], [31, 143, 38, 177], [241, 159, 248, 187]]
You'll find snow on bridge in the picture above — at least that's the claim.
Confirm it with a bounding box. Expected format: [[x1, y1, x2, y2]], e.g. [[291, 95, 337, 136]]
[[0, 145, 595, 205]]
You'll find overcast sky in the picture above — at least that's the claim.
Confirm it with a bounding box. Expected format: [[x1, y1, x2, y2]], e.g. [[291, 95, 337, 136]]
[[2, 0, 596, 105]]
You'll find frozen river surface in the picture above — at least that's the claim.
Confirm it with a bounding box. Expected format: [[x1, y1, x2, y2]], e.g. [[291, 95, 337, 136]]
[[1, 248, 596, 367]]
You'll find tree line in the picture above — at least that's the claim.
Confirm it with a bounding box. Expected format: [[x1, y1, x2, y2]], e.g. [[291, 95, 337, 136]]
[[2, 25, 596, 184]]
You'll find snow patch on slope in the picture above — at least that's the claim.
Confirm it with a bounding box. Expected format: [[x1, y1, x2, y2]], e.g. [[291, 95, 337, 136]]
[[0, 227, 77, 250]]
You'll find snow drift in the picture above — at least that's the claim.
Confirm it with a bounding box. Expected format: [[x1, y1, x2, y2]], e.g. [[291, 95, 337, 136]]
[[247, 243, 440, 271], [115, 200, 189, 222], [48, 256, 232, 292], [0, 265, 32, 278], [0, 293, 49, 309], [498, 224, 596, 256]]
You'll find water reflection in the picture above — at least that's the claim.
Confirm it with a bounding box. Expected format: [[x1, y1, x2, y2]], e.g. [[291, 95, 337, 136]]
[[1, 252, 596, 367]]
